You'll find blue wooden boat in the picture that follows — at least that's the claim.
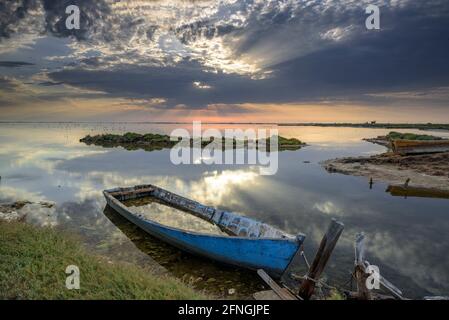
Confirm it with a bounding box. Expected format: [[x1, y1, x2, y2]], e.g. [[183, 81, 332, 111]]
[[104, 184, 306, 277]]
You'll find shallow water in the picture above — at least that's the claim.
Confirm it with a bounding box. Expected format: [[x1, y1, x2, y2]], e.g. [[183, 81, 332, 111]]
[[125, 197, 226, 235], [1, 122, 449, 298]]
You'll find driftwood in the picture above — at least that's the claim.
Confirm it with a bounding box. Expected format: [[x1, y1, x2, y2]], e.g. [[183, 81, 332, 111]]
[[297, 219, 344, 300], [257, 269, 299, 300], [353, 232, 405, 300]]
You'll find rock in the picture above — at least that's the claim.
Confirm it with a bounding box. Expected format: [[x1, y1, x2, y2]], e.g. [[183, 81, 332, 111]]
[[228, 288, 236, 295]]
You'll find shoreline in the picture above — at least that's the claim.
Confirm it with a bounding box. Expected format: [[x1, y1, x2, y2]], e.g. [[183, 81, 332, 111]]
[[2, 121, 449, 132], [322, 152, 449, 192], [322, 131, 449, 192], [0, 218, 206, 300]]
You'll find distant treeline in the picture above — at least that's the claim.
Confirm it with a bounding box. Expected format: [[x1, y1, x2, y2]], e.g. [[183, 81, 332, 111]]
[[278, 123, 449, 131]]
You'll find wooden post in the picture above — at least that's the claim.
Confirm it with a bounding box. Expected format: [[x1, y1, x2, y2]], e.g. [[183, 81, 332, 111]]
[[353, 233, 406, 300], [354, 233, 372, 300], [297, 219, 344, 300]]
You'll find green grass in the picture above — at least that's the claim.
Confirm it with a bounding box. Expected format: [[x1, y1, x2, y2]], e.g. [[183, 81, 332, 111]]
[[386, 131, 443, 141], [0, 222, 206, 300]]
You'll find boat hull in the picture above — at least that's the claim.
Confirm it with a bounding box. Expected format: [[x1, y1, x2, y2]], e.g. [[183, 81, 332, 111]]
[[104, 191, 303, 277], [392, 139, 449, 155]]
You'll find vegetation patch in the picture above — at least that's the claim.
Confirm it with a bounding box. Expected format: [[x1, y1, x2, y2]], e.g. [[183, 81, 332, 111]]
[[386, 131, 444, 141], [0, 221, 206, 300], [80, 132, 305, 152]]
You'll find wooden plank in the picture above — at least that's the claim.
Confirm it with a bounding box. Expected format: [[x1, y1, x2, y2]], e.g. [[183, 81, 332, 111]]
[[257, 269, 298, 300], [297, 219, 344, 300]]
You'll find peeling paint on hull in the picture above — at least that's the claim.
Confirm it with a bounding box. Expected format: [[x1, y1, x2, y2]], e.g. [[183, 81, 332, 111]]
[[104, 184, 305, 277]]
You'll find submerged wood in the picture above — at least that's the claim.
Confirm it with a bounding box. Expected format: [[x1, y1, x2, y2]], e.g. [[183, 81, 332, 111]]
[[104, 184, 306, 277], [386, 185, 449, 200]]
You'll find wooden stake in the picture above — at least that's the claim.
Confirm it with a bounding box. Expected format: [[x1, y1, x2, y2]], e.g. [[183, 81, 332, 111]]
[[354, 232, 372, 300], [297, 219, 344, 300]]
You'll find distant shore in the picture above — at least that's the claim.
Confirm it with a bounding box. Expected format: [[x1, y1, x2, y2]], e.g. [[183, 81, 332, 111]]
[[2, 121, 449, 131], [323, 132, 449, 192], [278, 123, 449, 131]]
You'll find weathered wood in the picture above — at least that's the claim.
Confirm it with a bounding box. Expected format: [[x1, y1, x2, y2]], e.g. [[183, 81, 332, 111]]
[[354, 264, 372, 300], [353, 232, 372, 300], [297, 219, 344, 300], [355, 232, 366, 265], [364, 261, 405, 300], [353, 233, 406, 300], [257, 269, 299, 300]]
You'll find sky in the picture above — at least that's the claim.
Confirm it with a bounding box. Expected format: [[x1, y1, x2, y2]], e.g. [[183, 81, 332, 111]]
[[0, 0, 449, 122]]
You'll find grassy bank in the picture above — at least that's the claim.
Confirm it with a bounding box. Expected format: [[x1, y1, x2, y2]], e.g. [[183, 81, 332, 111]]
[[0, 221, 206, 299], [386, 131, 444, 141]]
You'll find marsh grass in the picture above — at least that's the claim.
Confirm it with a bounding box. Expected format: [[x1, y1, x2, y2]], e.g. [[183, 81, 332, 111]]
[[0, 221, 206, 300]]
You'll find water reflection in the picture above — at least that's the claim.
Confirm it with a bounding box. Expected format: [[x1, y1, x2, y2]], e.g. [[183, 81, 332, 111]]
[[103, 205, 264, 299], [124, 197, 225, 235], [0, 123, 449, 298]]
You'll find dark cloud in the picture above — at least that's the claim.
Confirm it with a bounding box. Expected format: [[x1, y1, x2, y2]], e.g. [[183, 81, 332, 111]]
[[41, 0, 111, 41], [48, 2, 449, 109], [0, 0, 40, 38], [38, 81, 63, 86], [0, 0, 111, 41], [2, 0, 449, 111], [0, 77, 17, 89], [0, 61, 34, 67]]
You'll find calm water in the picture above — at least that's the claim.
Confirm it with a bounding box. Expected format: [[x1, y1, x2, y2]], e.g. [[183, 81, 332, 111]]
[[1, 123, 449, 298]]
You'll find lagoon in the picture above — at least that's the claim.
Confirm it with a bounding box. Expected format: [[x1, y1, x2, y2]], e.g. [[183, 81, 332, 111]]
[[1, 122, 449, 298]]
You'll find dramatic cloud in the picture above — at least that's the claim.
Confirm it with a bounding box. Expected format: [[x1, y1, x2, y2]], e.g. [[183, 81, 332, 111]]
[[0, 61, 34, 67], [1, 0, 449, 118]]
